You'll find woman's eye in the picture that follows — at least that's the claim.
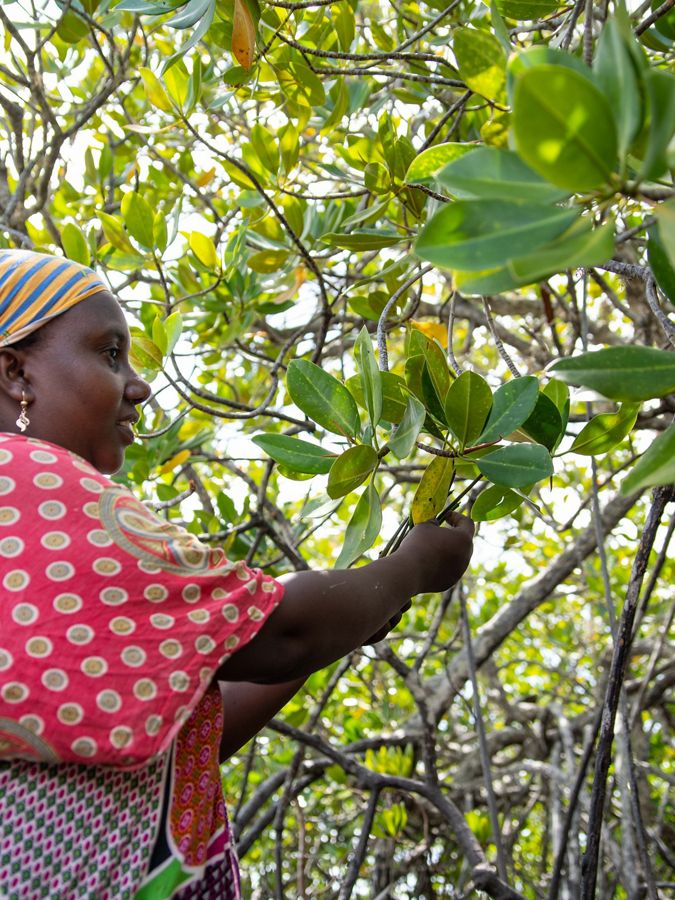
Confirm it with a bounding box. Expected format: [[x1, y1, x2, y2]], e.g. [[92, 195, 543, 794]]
[[106, 348, 120, 362]]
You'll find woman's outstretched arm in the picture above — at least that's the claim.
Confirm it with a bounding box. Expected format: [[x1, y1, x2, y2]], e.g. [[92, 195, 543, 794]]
[[216, 515, 474, 685]]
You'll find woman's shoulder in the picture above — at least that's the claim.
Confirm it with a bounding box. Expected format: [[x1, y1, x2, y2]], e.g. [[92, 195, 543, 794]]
[[0, 433, 112, 487]]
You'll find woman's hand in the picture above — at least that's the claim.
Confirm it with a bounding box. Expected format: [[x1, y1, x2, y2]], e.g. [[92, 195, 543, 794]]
[[394, 512, 475, 595]]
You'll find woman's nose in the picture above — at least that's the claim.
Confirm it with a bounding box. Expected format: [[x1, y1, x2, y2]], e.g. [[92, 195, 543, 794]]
[[126, 371, 152, 404]]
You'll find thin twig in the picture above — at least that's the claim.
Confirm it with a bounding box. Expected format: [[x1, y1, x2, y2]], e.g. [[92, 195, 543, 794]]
[[645, 277, 675, 348], [482, 298, 521, 377]]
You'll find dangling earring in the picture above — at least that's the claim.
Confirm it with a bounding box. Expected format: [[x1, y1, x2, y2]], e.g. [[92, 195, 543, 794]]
[[16, 391, 30, 432]]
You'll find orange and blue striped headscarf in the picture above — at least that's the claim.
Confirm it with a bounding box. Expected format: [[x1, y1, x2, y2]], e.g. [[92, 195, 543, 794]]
[[0, 249, 108, 347]]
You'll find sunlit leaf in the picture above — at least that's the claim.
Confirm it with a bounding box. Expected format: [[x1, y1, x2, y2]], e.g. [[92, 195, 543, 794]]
[[405, 143, 476, 184], [412, 456, 455, 524], [621, 423, 675, 494], [139, 67, 173, 112], [189, 231, 219, 268], [327, 445, 378, 498], [252, 434, 336, 475], [335, 482, 382, 568], [568, 402, 640, 456], [121, 192, 154, 250], [513, 64, 618, 191], [287, 360, 361, 438], [61, 222, 90, 266], [453, 27, 506, 101], [355, 326, 383, 428]]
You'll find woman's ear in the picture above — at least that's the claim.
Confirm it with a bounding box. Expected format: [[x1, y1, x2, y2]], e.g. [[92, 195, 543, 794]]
[[0, 348, 31, 403]]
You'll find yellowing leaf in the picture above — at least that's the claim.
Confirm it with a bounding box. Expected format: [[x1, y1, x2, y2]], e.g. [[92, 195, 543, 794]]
[[139, 67, 172, 113], [189, 231, 219, 268], [159, 449, 191, 475], [196, 167, 216, 188], [411, 321, 448, 345], [232, 0, 257, 70]]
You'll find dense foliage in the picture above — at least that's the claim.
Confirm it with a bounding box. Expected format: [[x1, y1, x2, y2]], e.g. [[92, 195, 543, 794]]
[[0, 0, 674, 896]]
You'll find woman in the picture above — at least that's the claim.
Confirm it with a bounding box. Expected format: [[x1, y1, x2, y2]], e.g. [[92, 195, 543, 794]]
[[0, 249, 474, 898]]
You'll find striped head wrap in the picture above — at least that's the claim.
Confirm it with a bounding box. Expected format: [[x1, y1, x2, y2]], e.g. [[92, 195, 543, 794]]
[[0, 249, 108, 347]]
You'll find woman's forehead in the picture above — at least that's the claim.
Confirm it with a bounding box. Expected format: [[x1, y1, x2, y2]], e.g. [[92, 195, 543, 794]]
[[47, 291, 129, 341]]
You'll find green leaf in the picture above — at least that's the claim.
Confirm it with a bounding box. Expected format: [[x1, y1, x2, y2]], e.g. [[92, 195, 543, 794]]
[[655, 198, 675, 267], [520, 392, 564, 451], [327, 445, 378, 498], [639, 69, 675, 181], [153, 212, 168, 254], [436, 147, 568, 203], [550, 347, 675, 402], [346, 372, 409, 424], [593, 16, 644, 161], [250, 123, 280, 175], [252, 434, 336, 475], [422, 338, 451, 404], [477, 442, 553, 488], [648, 225, 675, 306], [543, 378, 570, 426], [444, 371, 493, 449], [334, 3, 355, 51], [412, 456, 455, 524], [335, 482, 382, 568], [507, 46, 594, 104], [99, 211, 135, 253], [420, 363, 447, 426], [416, 200, 579, 272], [121, 192, 155, 250], [321, 231, 402, 251], [389, 395, 426, 459], [164, 312, 183, 354], [471, 484, 525, 521], [164, 63, 190, 109], [129, 332, 163, 371], [57, 9, 89, 43], [621, 423, 675, 494], [453, 27, 506, 101], [61, 223, 90, 266], [152, 316, 167, 355], [507, 219, 616, 283], [513, 64, 618, 191], [405, 143, 476, 184], [496, 0, 559, 20], [568, 402, 640, 456], [477, 376, 540, 443], [453, 265, 523, 296], [355, 326, 383, 428], [139, 67, 173, 112], [287, 360, 361, 438]]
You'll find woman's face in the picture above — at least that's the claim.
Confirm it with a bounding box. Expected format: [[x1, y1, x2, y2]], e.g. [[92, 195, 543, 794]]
[[18, 291, 151, 474]]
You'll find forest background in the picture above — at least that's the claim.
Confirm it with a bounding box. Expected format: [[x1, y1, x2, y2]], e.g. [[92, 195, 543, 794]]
[[0, 0, 674, 896]]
